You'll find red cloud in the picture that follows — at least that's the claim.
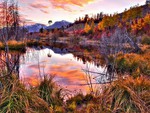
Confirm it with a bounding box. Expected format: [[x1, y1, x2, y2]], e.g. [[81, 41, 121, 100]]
[[50, 0, 95, 12]]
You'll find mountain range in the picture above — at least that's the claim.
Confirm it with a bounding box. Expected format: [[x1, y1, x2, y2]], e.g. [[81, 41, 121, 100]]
[[25, 20, 71, 33]]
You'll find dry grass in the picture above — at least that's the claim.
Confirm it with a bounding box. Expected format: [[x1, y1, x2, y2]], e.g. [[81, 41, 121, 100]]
[[0, 77, 50, 113], [65, 76, 150, 113], [0, 40, 25, 51], [37, 75, 63, 109], [100, 76, 150, 113], [0, 75, 149, 113], [115, 51, 150, 77]]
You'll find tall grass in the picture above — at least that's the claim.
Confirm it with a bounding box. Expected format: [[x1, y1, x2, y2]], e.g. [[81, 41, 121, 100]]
[[0, 74, 149, 113], [65, 76, 150, 113], [0, 77, 50, 113], [103, 76, 150, 113], [37, 75, 63, 109], [115, 51, 150, 77]]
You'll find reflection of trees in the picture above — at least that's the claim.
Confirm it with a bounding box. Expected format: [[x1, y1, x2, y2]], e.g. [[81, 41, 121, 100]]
[[49, 42, 106, 67], [0, 51, 22, 78], [73, 52, 105, 67], [20, 48, 48, 78]]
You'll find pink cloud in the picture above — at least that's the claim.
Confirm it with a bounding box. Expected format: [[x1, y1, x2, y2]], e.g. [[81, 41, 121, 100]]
[[40, 9, 49, 14], [50, 0, 95, 12], [30, 3, 49, 9], [20, 14, 36, 25]]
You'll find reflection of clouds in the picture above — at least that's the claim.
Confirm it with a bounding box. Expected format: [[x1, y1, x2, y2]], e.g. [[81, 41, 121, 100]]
[[22, 75, 40, 87], [20, 48, 103, 93]]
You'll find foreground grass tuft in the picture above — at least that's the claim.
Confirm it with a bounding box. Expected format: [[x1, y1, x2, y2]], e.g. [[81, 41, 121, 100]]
[[37, 75, 63, 110], [0, 77, 50, 113]]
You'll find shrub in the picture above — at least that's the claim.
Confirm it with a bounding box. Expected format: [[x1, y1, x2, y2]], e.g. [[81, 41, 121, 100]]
[[141, 35, 150, 45], [115, 52, 150, 77], [70, 36, 80, 44]]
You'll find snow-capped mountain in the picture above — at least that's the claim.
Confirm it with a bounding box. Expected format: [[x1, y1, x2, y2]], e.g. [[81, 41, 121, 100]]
[[25, 23, 47, 33], [46, 20, 71, 30]]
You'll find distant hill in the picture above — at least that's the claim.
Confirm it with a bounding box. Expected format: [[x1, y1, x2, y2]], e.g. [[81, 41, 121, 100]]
[[25, 23, 47, 33], [46, 20, 71, 30], [66, 4, 150, 32]]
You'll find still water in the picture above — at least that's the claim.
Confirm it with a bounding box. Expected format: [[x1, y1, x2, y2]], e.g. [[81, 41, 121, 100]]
[[20, 47, 106, 93]]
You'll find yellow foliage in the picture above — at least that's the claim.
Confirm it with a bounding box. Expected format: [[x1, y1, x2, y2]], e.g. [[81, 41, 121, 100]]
[[144, 14, 150, 25], [0, 42, 3, 47], [118, 23, 123, 28], [98, 14, 120, 30], [8, 40, 23, 45], [55, 106, 64, 112], [68, 101, 76, 110], [84, 23, 91, 33], [98, 21, 105, 30]]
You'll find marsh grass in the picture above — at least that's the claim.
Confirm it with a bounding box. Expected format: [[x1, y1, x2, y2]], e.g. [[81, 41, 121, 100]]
[[37, 75, 63, 109], [65, 76, 150, 113], [0, 40, 25, 51], [0, 75, 149, 112], [115, 51, 150, 77], [101, 76, 150, 113], [0, 76, 50, 113]]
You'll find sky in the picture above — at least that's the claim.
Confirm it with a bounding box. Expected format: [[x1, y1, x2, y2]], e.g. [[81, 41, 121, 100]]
[[18, 0, 146, 25]]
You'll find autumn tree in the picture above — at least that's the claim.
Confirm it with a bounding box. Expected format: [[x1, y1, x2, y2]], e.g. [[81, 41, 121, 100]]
[[131, 14, 150, 35], [99, 27, 141, 81], [0, 0, 20, 77], [84, 22, 91, 33], [122, 6, 142, 22], [0, 0, 20, 41]]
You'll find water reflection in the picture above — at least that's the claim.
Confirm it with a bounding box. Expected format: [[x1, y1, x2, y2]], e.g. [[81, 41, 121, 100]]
[[20, 47, 105, 93], [0, 51, 22, 77]]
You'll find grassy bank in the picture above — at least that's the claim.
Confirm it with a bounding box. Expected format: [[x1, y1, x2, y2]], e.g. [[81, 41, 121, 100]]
[[0, 40, 49, 51], [0, 74, 149, 113], [115, 45, 150, 77], [0, 40, 26, 51]]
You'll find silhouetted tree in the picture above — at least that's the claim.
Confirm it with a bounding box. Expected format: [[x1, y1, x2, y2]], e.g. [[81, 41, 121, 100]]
[[84, 14, 89, 23], [39, 27, 44, 33], [48, 20, 52, 26]]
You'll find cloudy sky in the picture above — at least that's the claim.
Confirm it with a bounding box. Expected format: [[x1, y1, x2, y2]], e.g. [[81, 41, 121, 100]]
[[18, 0, 145, 25]]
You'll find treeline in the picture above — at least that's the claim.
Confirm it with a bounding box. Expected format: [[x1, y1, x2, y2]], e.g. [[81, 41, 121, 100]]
[[72, 4, 150, 38], [98, 4, 150, 35], [74, 12, 104, 24], [0, 0, 26, 42]]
